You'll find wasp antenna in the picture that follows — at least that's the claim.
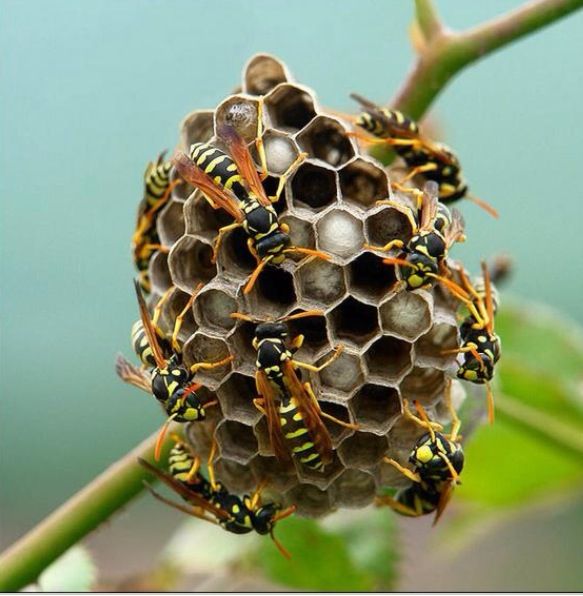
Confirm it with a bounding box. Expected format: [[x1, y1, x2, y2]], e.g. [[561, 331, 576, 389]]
[[467, 193, 499, 219], [230, 311, 255, 323], [243, 256, 273, 295], [271, 529, 292, 560]]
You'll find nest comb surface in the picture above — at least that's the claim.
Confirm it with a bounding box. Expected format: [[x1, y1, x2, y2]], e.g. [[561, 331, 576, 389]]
[[147, 54, 467, 517]]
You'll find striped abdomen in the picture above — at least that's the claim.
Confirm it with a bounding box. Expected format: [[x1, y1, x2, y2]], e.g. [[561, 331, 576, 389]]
[[278, 394, 324, 471], [356, 109, 419, 139], [189, 142, 247, 200], [131, 320, 156, 368], [169, 443, 213, 500], [144, 159, 173, 209]]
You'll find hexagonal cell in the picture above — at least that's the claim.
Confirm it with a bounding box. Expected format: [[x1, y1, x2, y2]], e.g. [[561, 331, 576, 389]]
[[264, 83, 317, 133], [157, 199, 186, 246], [162, 288, 197, 346], [259, 130, 300, 175], [297, 258, 346, 307], [296, 452, 344, 491], [180, 109, 215, 149], [337, 432, 389, 469], [319, 349, 365, 395], [182, 332, 232, 389], [365, 335, 413, 383], [283, 311, 329, 360], [416, 321, 459, 369], [194, 287, 238, 333], [379, 291, 433, 341], [328, 297, 379, 347], [149, 250, 172, 293], [215, 95, 259, 142], [297, 116, 355, 167], [229, 319, 258, 376], [347, 252, 397, 303], [253, 415, 274, 458], [184, 193, 232, 237], [168, 235, 216, 292], [339, 158, 389, 211], [170, 167, 194, 202], [316, 209, 364, 262], [216, 372, 260, 426], [250, 455, 296, 493], [281, 214, 316, 261], [400, 366, 446, 407], [284, 483, 332, 518], [351, 384, 401, 435], [290, 161, 337, 212], [184, 390, 223, 452], [215, 420, 258, 465], [365, 206, 414, 248], [213, 456, 257, 494], [378, 456, 412, 489], [243, 54, 291, 95], [217, 226, 257, 278], [319, 400, 356, 445], [244, 265, 297, 318], [332, 469, 377, 509]]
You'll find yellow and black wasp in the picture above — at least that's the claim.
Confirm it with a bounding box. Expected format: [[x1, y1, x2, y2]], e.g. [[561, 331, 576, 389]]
[[231, 311, 358, 471], [133, 152, 181, 294], [437, 261, 501, 423], [173, 103, 328, 294], [349, 93, 498, 218], [377, 389, 463, 524], [139, 434, 295, 558], [116, 280, 233, 458], [366, 181, 466, 291]]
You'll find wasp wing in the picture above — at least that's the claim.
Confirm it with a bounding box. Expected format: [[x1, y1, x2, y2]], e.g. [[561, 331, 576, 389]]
[[433, 480, 455, 526], [134, 279, 166, 369], [282, 361, 333, 466], [115, 354, 152, 393], [419, 183, 440, 232], [218, 124, 271, 207], [350, 93, 419, 140], [173, 151, 244, 222], [443, 208, 466, 248], [255, 370, 293, 464]]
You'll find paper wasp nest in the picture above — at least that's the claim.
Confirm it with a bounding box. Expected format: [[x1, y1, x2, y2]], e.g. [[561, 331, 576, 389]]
[[148, 54, 466, 517]]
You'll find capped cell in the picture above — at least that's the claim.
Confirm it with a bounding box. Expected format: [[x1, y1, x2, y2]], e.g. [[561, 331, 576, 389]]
[[318, 349, 365, 395], [379, 290, 433, 341], [297, 258, 346, 307], [416, 321, 459, 369], [400, 366, 446, 407], [215, 95, 259, 142], [316, 209, 364, 263], [194, 286, 238, 333]]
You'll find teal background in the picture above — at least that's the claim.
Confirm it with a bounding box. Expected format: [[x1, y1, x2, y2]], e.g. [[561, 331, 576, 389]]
[[1, 0, 583, 589]]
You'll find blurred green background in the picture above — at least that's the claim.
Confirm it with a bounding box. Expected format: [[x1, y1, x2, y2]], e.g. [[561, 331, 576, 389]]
[[2, 0, 583, 590]]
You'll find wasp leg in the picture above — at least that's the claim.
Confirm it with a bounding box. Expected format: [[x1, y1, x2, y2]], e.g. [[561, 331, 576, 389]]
[[390, 183, 425, 210], [212, 222, 241, 264], [207, 434, 219, 491], [246, 237, 261, 264], [171, 283, 204, 352], [375, 494, 420, 517], [255, 96, 268, 181], [189, 355, 233, 375], [304, 381, 359, 430], [382, 457, 421, 484], [400, 398, 443, 434], [294, 344, 344, 373], [400, 162, 438, 184], [443, 379, 461, 441], [375, 198, 419, 230], [151, 285, 175, 333], [249, 480, 267, 510], [364, 239, 405, 253], [140, 243, 170, 254], [288, 334, 304, 353], [253, 397, 267, 416], [269, 152, 308, 204], [144, 482, 220, 525]]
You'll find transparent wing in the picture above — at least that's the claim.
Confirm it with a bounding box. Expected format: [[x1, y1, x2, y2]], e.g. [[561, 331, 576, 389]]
[[115, 354, 152, 393]]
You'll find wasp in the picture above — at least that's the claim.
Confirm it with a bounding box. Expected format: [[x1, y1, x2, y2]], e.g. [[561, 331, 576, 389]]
[[365, 181, 466, 290], [436, 261, 501, 423], [349, 93, 498, 218], [116, 280, 233, 458], [377, 387, 463, 524], [231, 311, 358, 471], [173, 101, 328, 294], [139, 434, 295, 558], [132, 152, 181, 294]]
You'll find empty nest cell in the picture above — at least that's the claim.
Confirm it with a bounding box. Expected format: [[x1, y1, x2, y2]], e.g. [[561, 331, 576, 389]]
[[216, 372, 260, 426], [182, 332, 232, 389], [347, 252, 397, 303], [415, 321, 459, 369], [244, 266, 297, 319], [264, 83, 317, 133], [215, 420, 258, 465], [286, 311, 330, 358], [243, 54, 290, 96], [365, 205, 414, 248], [290, 161, 337, 212], [297, 116, 355, 167], [364, 335, 413, 383], [168, 235, 216, 292], [157, 199, 186, 246], [351, 384, 401, 435], [148, 250, 172, 294], [400, 366, 446, 407], [184, 193, 232, 237], [331, 469, 377, 509], [337, 432, 389, 469], [328, 296, 380, 347], [213, 456, 257, 494], [339, 158, 390, 210], [180, 109, 214, 149], [194, 287, 238, 333], [284, 483, 332, 518]]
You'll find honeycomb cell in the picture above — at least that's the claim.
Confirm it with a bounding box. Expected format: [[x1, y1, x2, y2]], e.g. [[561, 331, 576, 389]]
[[264, 83, 317, 133], [400, 366, 445, 407], [319, 400, 356, 445], [253, 416, 273, 458], [319, 349, 365, 395], [328, 296, 379, 347], [250, 456, 296, 493], [244, 265, 297, 319], [180, 109, 215, 149], [416, 321, 459, 369], [365, 335, 413, 383], [169, 167, 193, 202], [216, 372, 260, 426], [290, 161, 337, 212], [260, 130, 300, 175], [162, 287, 197, 344], [379, 291, 433, 341], [168, 235, 216, 292], [351, 384, 401, 435], [332, 469, 377, 509], [149, 250, 172, 294], [243, 54, 290, 95], [286, 311, 329, 359], [284, 483, 332, 518], [296, 453, 344, 491], [184, 193, 232, 238], [217, 226, 257, 279], [347, 252, 397, 303], [337, 432, 389, 469], [157, 199, 186, 246], [365, 205, 414, 248], [229, 319, 258, 376], [213, 457, 257, 494], [281, 214, 316, 262], [316, 209, 364, 262], [194, 286, 238, 333], [215, 95, 259, 142], [297, 259, 346, 307], [296, 116, 355, 167], [339, 158, 390, 211], [215, 420, 258, 465], [182, 331, 232, 389]]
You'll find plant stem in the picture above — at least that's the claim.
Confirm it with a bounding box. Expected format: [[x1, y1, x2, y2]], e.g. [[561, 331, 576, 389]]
[[414, 0, 443, 42], [0, 427, 177, 592]]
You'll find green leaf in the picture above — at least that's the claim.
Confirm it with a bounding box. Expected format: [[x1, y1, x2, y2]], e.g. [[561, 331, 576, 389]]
[[33, 546, 96, 592], [255, 516, 374, 591]]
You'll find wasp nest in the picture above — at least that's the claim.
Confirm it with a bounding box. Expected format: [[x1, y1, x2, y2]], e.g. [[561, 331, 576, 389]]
[[146, 54, 468, 517]]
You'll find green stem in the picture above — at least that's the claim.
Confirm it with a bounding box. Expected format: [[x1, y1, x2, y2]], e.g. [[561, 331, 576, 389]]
[[414, 0, 443, 42], [0, 426, 177, 592]]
